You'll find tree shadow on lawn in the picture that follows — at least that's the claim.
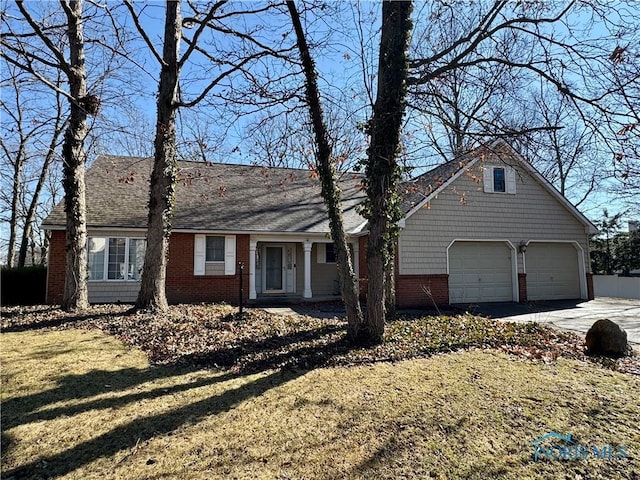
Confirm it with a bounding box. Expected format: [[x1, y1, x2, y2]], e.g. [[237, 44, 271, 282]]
[[178, 322, 348, 370], [0, 308, 123, 333], [2, 325, 350, 479], [3, 368, 307, 480]]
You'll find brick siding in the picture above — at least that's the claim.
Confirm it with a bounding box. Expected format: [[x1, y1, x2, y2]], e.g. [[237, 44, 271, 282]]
[[518, 273, 527, 303], [46, 230, 66, 304], [46, 231, 250, 305], [166, 233, 250, 304], [396, 274, 449, 308]]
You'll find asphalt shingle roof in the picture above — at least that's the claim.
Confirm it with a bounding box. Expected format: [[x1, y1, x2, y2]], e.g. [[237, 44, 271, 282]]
[[43, 155, 368, 234], [399, 157, 470, 214]]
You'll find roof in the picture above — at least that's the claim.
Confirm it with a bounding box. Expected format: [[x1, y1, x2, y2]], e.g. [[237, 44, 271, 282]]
[[43, 139, 598, 236], [43, 155, 367, 234], [399, 156, 472, 214]]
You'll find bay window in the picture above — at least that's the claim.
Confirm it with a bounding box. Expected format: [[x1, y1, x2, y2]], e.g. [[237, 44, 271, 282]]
[[87, 236, 146, 281]]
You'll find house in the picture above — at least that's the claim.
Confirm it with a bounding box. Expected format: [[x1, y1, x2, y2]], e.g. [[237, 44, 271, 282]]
[[42, 139, 597, 306]]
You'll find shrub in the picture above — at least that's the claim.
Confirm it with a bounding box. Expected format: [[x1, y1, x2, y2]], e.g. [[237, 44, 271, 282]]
[[1, 265, 47, 305]]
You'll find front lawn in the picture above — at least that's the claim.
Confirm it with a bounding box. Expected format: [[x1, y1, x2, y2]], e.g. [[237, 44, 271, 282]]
[[1, 304, 639, 479]]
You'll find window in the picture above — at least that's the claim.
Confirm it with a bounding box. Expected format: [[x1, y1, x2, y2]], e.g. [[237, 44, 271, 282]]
[[87, 238, 106, 280], [317, 243, 354, 264], [87, 237, 146, 281], [493, 167, 506, 193], [194, 234, 236, 276], [206, 236, 225, 262], [128, 239, 145, 280], [483, 166, 516, 194], [108, 238, 126, 279]]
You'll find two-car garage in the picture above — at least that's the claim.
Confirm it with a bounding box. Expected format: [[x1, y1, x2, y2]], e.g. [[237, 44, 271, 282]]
[[448, 240, 584, 303]]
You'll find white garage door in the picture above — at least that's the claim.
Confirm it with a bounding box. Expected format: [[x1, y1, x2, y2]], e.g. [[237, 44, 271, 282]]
[[526, 243, 580, 301], [449, 241, 514, 303]]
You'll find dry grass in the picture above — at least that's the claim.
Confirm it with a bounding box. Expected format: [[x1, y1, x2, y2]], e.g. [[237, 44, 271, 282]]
[[2, 328, 639, 480]]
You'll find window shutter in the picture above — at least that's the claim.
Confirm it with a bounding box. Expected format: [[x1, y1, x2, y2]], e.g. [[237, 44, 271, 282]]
[[317, 243, 326, 263], [224, 235, 236, 275], [194, 235, 206, 275], [506, 167, 517, 194], [483, 167, 493, 192]]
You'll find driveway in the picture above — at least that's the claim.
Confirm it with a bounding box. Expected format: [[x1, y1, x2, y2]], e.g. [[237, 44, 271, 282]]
[[460, 297, 640, 345]]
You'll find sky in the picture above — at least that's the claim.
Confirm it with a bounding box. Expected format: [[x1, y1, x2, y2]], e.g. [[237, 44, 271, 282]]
[[1, 0, 638, 263]]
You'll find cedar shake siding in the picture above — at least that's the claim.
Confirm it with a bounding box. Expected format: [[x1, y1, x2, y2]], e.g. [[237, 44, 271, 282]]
[[398, 160, 591, 276], [397, 153, 594, 304]]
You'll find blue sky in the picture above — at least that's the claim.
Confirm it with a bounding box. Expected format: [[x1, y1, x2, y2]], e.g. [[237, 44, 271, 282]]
[[1, 0, 637, 262]]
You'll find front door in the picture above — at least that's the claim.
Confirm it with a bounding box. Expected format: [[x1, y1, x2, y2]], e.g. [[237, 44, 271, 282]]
[[265, 246, 285, 292]]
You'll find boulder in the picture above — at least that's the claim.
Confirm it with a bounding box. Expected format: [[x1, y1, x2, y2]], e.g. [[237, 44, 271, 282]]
[[585, 319, 629, 356]]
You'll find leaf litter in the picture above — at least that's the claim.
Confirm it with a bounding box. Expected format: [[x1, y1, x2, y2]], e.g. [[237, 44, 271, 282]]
[[2, 303, 638, 375]]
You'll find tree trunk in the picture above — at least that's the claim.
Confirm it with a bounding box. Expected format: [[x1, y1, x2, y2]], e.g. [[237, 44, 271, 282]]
[[135, 0, 181, 311], [18, 114, 63, 267], [364, 1, 413, 342], [384, 247, 396, 318], [286, 1, 365, 340], [7, 156, 23, 268], [61, 0, 89, 311]]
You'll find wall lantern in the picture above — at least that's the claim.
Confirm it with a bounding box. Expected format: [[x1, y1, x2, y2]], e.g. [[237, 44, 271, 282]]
[[518, 241, 527, 254]]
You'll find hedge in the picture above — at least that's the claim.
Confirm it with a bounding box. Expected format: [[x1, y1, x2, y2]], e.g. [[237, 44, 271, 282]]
[[1, 265, 47, 305]]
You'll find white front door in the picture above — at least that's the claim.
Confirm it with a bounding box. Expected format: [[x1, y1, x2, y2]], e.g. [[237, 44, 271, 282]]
[[264, 246, 285, 292]]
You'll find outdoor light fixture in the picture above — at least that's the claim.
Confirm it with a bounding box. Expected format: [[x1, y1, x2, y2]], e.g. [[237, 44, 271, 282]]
[[518, 241, 527, 254]]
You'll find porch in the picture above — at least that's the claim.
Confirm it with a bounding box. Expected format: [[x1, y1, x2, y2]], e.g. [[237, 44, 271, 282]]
[[248, 236, 360, 302]]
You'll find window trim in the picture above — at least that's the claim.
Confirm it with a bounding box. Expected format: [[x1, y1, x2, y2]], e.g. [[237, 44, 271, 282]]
[[194, 234, 236, 276], [87, 236, 146, 282], [483, 165, 516, 194]]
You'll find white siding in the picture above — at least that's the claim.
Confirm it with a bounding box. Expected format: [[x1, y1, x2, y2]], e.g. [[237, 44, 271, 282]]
[[88, 282, 139, 303], [87, 229, 146, 303], [399, 161, 590, 276]]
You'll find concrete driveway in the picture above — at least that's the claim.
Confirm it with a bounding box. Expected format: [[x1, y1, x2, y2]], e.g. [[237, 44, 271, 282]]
[[460, 297, 640, 345]]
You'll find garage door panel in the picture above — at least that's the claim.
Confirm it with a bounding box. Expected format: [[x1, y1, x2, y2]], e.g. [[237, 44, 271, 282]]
[[449, 241, 514, 303], [527, 243, 580, 300]]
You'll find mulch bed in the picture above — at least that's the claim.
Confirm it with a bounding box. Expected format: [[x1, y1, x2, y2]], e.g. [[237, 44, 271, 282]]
[[2, 304, 639, 375]]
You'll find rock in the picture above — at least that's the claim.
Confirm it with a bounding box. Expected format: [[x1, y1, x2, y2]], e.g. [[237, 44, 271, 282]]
[[585, 319, 629, 356]]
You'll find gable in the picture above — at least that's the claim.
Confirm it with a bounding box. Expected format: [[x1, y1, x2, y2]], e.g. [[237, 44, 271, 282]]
[[402, 140, 597, 235]]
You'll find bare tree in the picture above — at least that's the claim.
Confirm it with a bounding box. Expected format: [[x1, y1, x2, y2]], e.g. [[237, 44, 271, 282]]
[[0, 54, 67, 268], [1, 0, 100, 309], [407, 1, 639, 172], [246, 100, 366, 172], [361, 0, 413, 343], [407, 4, 528, 164], [286, 0, 365, 341], [18, 80, 67, 267], [508, 86, 606, 209], [124, 0, 291, 311]]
